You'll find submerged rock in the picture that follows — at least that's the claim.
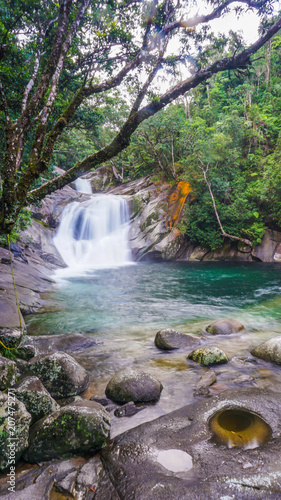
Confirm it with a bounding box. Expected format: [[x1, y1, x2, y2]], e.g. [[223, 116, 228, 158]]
[[114, 401, 146, 418], [206, 318, 245, 335], [27, 352, 89, 398], [89, 395, 112, 406], [154, 328, 200, 350], [0, 355, 19, 391], [188, 347, 228, 366], [194, 369, 217, 396], [251, 336, 281, 364], [13, 376, 59, 424], [23, 400, 110, 463], [105, 370, 163, 403], [0, 392, 31, 470]]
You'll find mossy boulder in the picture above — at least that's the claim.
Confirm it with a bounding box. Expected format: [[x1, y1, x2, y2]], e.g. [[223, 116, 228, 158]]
[[155, 328, 200, 350], [0, 392, 31, 470], [23, 400, 111, 462], [0, 355, 19, 391], [0, 328, 23, 348], [188, 347, 228, 366], [105, 370, 163, 403], [13, 376, 59, 424], [27, 352, 89, 398], [206, 318, 245, 335], [251, 336, 281, 364]]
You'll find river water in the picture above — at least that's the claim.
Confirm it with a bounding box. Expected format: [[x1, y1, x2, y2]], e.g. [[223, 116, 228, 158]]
[[26, 261, 281, 436]]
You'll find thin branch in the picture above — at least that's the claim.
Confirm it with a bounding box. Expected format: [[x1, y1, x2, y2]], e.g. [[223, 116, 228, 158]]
[[25, 13, 281, 204], [165, 0, 271, 34]]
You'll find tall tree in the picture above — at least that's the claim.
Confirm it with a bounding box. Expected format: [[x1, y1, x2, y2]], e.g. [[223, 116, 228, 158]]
[[0, 0, 280, 236]]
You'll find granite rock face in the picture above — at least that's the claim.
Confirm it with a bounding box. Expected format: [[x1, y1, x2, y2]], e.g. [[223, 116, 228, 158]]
[[99, 388, 281, 500], [23, 400, 111, 462], [105, 370, 163, 403]]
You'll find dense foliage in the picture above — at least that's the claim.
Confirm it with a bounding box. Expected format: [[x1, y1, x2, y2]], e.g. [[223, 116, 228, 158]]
[[109, 36, 281, 249], [1, 0, 280, 249]]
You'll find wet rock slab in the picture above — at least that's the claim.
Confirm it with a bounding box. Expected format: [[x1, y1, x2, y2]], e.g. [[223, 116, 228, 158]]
[[18, 333, 97, 360], [99, 388, 281, 499]]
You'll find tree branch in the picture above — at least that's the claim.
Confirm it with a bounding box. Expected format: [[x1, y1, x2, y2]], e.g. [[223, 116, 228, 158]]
[[26, 15, 281, 205]]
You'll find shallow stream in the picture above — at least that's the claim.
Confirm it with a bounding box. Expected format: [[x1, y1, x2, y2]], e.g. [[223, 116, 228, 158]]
[[26, 261, 281, 436]]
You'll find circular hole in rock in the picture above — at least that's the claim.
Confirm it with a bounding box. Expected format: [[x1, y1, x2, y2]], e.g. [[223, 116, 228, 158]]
[[209, 408, 272, 449]]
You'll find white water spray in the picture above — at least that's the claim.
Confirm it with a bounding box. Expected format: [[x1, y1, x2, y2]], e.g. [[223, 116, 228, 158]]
[[74, 177, 93, 194], [54, 181, 132, 275]]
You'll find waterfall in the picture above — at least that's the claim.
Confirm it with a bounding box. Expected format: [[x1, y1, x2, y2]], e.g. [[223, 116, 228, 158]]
[[74, 177, 93, 194], [53, 194, 132, 275]]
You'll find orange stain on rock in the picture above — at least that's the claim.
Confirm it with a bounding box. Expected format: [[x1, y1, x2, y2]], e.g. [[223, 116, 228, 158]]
[[166, 181, 192, 230]]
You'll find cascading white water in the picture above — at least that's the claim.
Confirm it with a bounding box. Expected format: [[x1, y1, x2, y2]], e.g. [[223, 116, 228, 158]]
[[75, 177, 93, 194], [53, 192, 132, 275]]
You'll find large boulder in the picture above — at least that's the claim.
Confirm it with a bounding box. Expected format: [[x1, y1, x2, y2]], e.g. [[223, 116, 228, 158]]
[[251, 336, 281, 364], [0, 392, 31, 470], [27, 352, 89, 398], [98, 388, 281, 500], [23, 400, 110, 462], [105, 370, 163, 403], [188, 347, 228, 366], [13, 376, 59, 424], [154, 328, 200, 350], [206, 318, 245, 335], [0, 355, 19, 391]]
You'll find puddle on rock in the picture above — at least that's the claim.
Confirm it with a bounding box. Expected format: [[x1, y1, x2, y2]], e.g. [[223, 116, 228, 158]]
[[154, 449, 193, 472], [209, 408, 272, 448]]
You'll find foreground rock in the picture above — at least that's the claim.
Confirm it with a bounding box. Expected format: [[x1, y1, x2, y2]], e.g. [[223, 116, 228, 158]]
[[0, 355, 19, 391], [251, 336, 281, 364], [206, 318, 245, 335], [188, 347, 228, 366], [27, 352, 89, 398], [105, 370, 163, 403], [154, 328, 200, 350], [0, 392, 31, 470], [13, 376, 59, 424], [1, 389, 281, 498], [99, 388, 281, 499], [23, 400, 110, 463]]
